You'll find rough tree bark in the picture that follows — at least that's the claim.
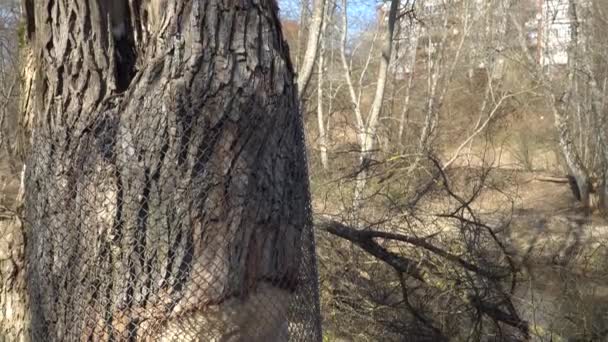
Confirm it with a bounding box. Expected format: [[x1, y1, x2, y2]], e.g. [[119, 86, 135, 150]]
[[21, 0, 316, 341]]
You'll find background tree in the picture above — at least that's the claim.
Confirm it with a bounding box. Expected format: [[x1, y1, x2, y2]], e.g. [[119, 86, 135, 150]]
[[311, 0, 608, 340]]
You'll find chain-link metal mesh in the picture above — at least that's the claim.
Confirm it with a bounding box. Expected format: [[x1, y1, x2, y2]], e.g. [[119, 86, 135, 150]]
[[24, 77, 321, 340]]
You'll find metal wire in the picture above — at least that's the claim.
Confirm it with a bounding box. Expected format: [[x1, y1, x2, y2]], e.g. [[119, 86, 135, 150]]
[[24, 84, 321, 341]]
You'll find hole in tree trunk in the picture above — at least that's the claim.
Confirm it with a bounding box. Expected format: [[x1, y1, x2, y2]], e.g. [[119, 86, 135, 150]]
[[24, 0, 36, 40], [113, 2, 137, 92]]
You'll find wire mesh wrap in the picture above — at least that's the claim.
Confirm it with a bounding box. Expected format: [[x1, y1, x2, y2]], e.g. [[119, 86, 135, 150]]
[[25, 102, 321, 341], [23, 1, 322, 338]]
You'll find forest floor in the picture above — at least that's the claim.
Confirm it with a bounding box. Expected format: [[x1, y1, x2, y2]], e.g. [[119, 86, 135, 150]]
[[2, 150, 608, 340], [482, 170, 608, 341]]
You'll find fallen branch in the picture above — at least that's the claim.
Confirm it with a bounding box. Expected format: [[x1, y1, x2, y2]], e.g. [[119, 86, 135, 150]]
[[317, 217, 505, 280], [315, 216, 529, 338], [316, 217, 426, 281], [533, 175, 570, 183]]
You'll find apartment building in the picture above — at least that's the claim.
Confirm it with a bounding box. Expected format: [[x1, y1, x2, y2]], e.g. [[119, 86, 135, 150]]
[[535, 0, 593, 66], [379, 0, 592, 79], [537, 0, 570, 65]]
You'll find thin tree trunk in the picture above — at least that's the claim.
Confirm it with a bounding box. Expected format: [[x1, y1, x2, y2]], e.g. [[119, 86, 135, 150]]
[[397, 52, 417, 145], [339, 0, 366, 138], [554, 0, 592, 208], [298, 0, 326, 97], [510, 5, 591, 209], [352, 0, 399, 206], [418, 5, 469, 153], [583, 45, 608, 213], [553, 101, 591, 207], [397, 19, 420, 146], [317, 6, 328, 170], [324, 0, 336, 147], [295, 0, 308, 69], [21, 0, 318, 340]]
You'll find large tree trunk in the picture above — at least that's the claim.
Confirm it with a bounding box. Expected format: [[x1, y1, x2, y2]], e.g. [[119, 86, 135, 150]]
[[21, 0, 320, 341]]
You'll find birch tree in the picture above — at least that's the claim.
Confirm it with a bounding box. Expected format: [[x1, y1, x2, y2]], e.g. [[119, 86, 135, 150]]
[[339, 0, 400, 205], [509, 1, 592, 209], [298, 0, 326, 97], [316, 0, 333, 169]]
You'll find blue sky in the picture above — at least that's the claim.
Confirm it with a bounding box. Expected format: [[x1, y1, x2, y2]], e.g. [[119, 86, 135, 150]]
[[278, 0, 380, 33]]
